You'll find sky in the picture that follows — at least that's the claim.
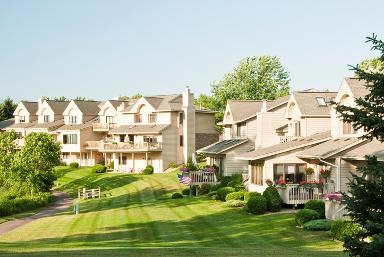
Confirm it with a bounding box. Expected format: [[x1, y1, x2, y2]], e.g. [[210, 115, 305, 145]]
[[0, 0, 383, 102]]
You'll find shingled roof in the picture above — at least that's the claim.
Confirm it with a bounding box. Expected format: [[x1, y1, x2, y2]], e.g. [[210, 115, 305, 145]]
[[344, 77, 370, 99], [237, 131, 331, 160], [21, 101, 38, 115], [0, 118, 14, 130], [197, 138, 249, 154], [45, 101, 69, 114], [109, 124, 170, 134], [292, 91, 337, 116], [73, 101, 101, 115]]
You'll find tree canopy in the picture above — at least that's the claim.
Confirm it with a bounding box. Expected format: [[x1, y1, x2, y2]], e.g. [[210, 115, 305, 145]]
[[0, 97, 17, 121], [358, 57, 384, 74], [335, 34, 384, 256], [196, 56, 290, 123]]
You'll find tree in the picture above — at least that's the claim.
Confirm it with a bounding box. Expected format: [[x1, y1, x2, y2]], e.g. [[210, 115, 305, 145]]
[[0, 97, 17, 121], [0, 131, 17, 187], [53, 96, 69, 101], [15, 133, 61, 194], [358, 57, 384, 74], [335, 34, 384, 256], [131, 93, 142, 99]]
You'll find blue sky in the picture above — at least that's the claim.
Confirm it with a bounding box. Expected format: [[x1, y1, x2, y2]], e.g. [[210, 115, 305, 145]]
[[0, 0, 383, 102]]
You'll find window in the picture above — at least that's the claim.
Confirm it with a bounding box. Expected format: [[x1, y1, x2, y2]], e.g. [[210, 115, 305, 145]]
[[251, 163, 263, 185], [119, 135, 125, 142], [236, 122, 246, 138], [343, 121, 357, 135], [144, 136, 157, 143], [294, 121, 301, 137], [62, 152, 70, 159], [179, 112, 184, 125], [19, 116, 26, 123], [180, 135, 183, 146], [105, 116, 115, 124], [128, 135, 134, 143], [63, 134, 77, 144], [44, 115, 50, 123], [134, 114, 142, 123], [316, 97, 327, 106], [273, 163, 306, 184], [15, 132, 22, 139], [148, 113, 157, 123], [69, 116, 77, 124]]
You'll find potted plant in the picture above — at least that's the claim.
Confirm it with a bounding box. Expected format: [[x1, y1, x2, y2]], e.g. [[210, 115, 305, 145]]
[[319, 168, 331, 182], [265, 179, 273, 186]]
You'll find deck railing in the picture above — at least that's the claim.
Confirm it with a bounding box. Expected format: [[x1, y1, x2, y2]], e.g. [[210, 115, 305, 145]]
[[277, 183, 335, 205], [279, 136, 301, 143], [104, 142, 162, 151], [188, 171, 218, 186], [78, 187, 101, 200], [92, 123, 117, 131]]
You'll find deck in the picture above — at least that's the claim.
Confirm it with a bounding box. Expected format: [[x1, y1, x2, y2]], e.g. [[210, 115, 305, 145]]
[[277, 183, 335, 205]]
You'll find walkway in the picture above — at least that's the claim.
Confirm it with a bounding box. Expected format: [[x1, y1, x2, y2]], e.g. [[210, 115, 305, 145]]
[[0, 191, 72, 235]]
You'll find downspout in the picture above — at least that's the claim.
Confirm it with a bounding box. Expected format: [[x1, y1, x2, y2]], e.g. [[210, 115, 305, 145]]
[[319, 157, 341, 192]]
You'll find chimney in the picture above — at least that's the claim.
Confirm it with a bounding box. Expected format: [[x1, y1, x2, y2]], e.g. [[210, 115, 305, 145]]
[[261, 100, 267, 112], [38, 96, 45, 109], [182, 86, 194, 107], [182, 86, 196, 164]]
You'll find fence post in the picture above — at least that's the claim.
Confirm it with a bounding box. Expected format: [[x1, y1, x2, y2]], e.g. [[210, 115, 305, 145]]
[[98, 187, 101, 198]]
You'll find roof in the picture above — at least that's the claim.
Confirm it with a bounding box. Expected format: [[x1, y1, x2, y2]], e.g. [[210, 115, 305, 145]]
[[267, 95, 290, 111], [343, 139, 384, 161], [344, 77, 370, 99], [108, 100, 131, 109], [227, 100, 264, 122], [45, 101, 69, 114], [21, 101, 38, 115], [292, 91, 337, 116], [31, 119, 65, 131], [197, 138, 249, 154], [73, 101, 101, 115], [109, 124, 170, 134], [237, 131, 331, 160], [6, 120, 38, 129], [0, 118, 14, 129], [56, 117, 98, 131], [296, 137, 364, 159]]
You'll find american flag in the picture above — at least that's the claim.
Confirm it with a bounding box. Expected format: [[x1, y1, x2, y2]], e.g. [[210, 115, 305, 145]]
[[177, 173, 191, 185]]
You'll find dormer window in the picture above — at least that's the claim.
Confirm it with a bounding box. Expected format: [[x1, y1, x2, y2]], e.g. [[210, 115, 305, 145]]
[[134, 114, 142, 123], [343, 121, 357, 135], [149, 113, 157, 123], [69, 116, 77, 124], [105, 116, 115, 124], [44, 115, 50, 123], [316, 97, 327, 106], [19, 116, 26, 123]]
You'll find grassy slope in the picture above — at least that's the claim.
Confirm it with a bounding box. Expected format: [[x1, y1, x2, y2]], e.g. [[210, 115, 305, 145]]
[[0, 167, 345, 257]]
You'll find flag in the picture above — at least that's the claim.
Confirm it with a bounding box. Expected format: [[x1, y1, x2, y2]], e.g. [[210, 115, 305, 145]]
[[177, 173, 191, 185]]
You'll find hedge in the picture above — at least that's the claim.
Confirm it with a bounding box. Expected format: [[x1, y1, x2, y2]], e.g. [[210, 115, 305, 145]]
[[143, 165, 154, 175], [304, 219, 333, 231], [244, 192, 261, 202], [171, 193, 183, 199], [304, 200, 325, 218], [70, 162, 79, 168], [246, 195, 267, 215], [225, 191, 244, 201], [216, 187, 235, 201], [92, 164, 106, 173], [263, 186, 282, 212], [0, 193, 52, 217], [330, 220, 361, 241], [295, 209, 321, 226]]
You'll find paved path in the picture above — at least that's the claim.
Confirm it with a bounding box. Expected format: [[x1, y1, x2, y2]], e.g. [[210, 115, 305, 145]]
[[0, 191, 72, 235]]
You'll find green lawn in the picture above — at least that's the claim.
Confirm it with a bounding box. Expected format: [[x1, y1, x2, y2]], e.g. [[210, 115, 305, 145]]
[[0, 167, 345, 256]]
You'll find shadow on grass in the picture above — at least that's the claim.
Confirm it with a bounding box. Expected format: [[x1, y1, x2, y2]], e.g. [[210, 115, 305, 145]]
[[0, 208, 345, 257]]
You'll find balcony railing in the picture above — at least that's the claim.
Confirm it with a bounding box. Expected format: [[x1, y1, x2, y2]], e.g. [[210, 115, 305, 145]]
[[92, 123, 117, 131], [85, 141, 162, 152], [279, 136, 301, 143], [277, 183, 335, 205]]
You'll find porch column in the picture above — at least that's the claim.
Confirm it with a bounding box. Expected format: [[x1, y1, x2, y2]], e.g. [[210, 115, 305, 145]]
[[79, 152, 82, 167], [145, 152, 148, 166], [90, 151, 93, 166], [120, 153, 123, 171], [132, 152, 135, 172]]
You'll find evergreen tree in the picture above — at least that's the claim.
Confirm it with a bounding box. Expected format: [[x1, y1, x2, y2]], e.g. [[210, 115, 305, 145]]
[[0, 97, 17, 121]]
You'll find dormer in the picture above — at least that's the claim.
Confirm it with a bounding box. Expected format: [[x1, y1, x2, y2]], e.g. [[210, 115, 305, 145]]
[[62, 100, 100, 125], [13, 101, 38, 124], [98, 100, 130, 124], [36, 98, 68, 123], [331, 78, 368, 138], [125, 97, 158, 124]]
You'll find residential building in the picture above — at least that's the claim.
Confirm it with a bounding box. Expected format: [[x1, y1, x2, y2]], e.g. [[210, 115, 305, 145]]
[[198, 96, 289, 176]]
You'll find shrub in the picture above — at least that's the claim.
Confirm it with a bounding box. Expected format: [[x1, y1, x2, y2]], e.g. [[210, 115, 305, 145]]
[[168, 162, 177, 169], [225, 191, 244, 201], [304, 219, 333, 231], [92, 164, 106, 173], [304, 200, 325, 218], [295, 209, 321, 226], [210, 184, 222, 192], [108, 161, 114, 169], [181, 188, 190, 195], [225, 200, 245, 208], [219, 176, 232, 187], [70, 162, 79, 168], [263, 186, 282, 212], [143, 165, 154, 175], [216, 187, 235, 201], [171, 193, 183, 199], [191, 185, 198, 195], [207, 191, 217, 197], [198, 184, 211, 195], [246, 195, 267, 215], [330, 220, 361, 241], [244, 192, 261, 202], [0, 193, 51, 217]]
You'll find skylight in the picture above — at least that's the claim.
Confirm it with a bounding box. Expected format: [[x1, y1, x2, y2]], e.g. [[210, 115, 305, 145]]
[[316, 97, 327, 106]]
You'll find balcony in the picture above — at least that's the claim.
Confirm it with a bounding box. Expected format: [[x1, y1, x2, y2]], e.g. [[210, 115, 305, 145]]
[[92, 123, 117, 132], [84, 141, 162, 152], [277, 183, 335, 205], [279, 136, 301, 143]]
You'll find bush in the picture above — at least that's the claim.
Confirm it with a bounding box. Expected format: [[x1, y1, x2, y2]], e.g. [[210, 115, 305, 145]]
[[92, 164, 106, 173], [304, 200, 325, 218], [108, 161, 114, 169], [198, 184, 211, 195], [181, 188, 190, 195], [330, 220, 361, 241], [246, 195, 267, 215], [263, 186, 282, 212], [225, 200, 245, 208], [171, 193, 183, 199], [225, 191, 244, 201], [0, 193, 51, 217], [210, 184, 222, 192], [70, 162, 79, 168], [207, 191, 217, 197], [219, 176, 232, 187], [295, 209, 321, 226], [304, 219, 333, 231], [216, 187, 236, 201], [244, 192, 261, 202], [143, 165, 154, 175]]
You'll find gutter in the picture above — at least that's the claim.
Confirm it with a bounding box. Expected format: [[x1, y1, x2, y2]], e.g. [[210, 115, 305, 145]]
[[319, 157, 341, 192]]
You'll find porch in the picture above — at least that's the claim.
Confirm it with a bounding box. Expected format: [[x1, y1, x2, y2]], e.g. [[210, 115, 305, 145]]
[[84, 141, 162, 152], [277, 183, 335, 205], [188, 171, 219, 186]]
